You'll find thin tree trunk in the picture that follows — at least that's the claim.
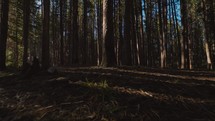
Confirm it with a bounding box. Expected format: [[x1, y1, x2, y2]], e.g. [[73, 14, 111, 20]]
[[96, 0, 102, 66], [60, 0, 64, 65], [139, 0, 145, 66], [68, 0, 72, 65], [51, 0, 57, 65], [118, 0, 123, 65], [82, 0, 88, 65], [14, 1, 19, 67]]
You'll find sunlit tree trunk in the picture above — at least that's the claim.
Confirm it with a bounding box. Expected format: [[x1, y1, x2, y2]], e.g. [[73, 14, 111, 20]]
[[158, 0, 166, 68], [171, 0, 181, 68], [101, 0, 116, 67], [202, 0, 213, 69], [132, 0, 140, 65], [206, 0, 215, 69]]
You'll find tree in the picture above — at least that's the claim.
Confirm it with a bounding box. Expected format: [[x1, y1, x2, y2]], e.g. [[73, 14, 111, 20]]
[[60, 0, 64, 65], [82, 0, 88, 65], [72, 0, 79, 65], [158, 0, 167, 68], [122, 0, 132, 66], [0, 0, 9, 70], [101, 0, 116, 67], [144, 0, 153, 67], [22, 0, 31, 70], [180, 0, 188, 69], [1, 0, 214, 70], [42, 0, 50, 69], [202, 0, 213, 69], [96, 0, 102, 65]]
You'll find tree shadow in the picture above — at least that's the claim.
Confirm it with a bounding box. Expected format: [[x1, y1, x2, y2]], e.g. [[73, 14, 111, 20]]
[[0, 69, 214, 120]]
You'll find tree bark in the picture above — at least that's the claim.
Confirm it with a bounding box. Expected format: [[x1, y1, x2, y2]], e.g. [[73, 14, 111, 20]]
[[96, 0, 102, 66], [202, 0, 213, 69], [82, 0, 88, 65], [22, 0, 31, 70], [42, 0, 50, 69], [122, 0, 132, 65], [101, 0, 116, 67], [72, 0, 79, 65], [0, 0, 9, 70], [180, 0, 188, 69], [158, 0, 166, 68], [60, 0, 64, 65]]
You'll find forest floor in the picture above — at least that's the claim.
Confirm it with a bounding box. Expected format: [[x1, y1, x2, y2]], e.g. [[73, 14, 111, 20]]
[[0, 67, 215, 121]]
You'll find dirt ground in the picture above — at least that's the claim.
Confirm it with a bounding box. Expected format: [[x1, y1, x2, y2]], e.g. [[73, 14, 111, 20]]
[[0, 67, 215, 121]]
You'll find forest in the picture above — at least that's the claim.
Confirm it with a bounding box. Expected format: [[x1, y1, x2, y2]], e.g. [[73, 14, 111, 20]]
[[0, 0, 215, 120]]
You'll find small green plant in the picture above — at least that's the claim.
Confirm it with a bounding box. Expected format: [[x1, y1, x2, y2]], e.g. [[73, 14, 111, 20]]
[[83, 80, 109, 89], [98, 80, 109, 89]]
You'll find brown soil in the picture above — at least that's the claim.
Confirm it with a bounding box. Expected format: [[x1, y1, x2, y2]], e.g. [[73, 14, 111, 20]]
[[0, 67, 215, 121]]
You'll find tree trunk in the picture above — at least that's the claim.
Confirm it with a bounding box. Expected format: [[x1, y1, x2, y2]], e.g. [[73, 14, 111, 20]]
[[68, 0, 72, 65], [72, 0, 79, 65], [60, 0, 64, 65], [202, 0, 213, 69], [180, 0, 188, 69], [171, 0, 181, 68], [158, 0, 166, 68], [139, 0, 145, 66], [82, 0, 88, 65], [0, 0, 9, 70], [96, 0, 102, 66], [22, 0, 31, 70], [144, 0, 153, 67], [51, 0, 57, 66], [42, 0, 50, 69], [118, 0, 123, 65], [101, 0, 116, 67], [122, 0, 132, 65], [14, 1, 19, 67]]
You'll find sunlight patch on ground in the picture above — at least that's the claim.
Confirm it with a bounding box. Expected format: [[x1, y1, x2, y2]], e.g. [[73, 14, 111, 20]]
[[70, 80, 109, 89], [112, 86, 153, 97], [70, 79, 215, 105]]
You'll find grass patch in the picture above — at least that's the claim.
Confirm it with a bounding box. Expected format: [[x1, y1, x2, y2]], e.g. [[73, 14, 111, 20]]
[[83, 79, 109, 89], [0, 71, 14, 78], [78, 79, 120, 116]]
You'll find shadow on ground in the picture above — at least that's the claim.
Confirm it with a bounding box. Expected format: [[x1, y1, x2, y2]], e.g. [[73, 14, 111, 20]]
[[0, 67, 215, 121]]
